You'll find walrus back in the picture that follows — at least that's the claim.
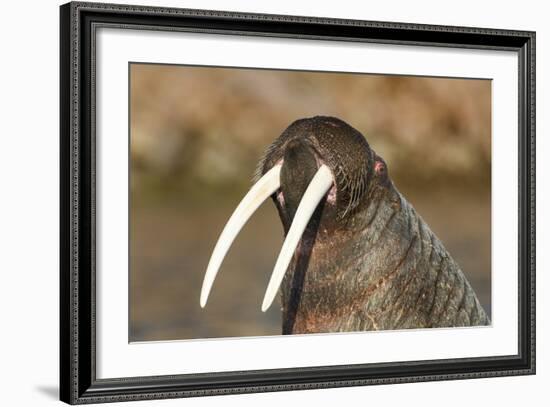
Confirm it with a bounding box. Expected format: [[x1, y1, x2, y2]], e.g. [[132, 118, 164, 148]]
[[281, 184, 490, 334], [338, 187, 490, 332]]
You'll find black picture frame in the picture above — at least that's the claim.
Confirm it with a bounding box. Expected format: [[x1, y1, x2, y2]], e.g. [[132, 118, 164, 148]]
[[60, 1, 536, 404]]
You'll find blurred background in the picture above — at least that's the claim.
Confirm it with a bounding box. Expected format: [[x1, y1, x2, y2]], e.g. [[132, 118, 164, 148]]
[[129, 63, 491, 342]]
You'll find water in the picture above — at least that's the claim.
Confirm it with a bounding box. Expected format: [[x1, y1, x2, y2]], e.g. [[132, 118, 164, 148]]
[[129, 186, 491, 342]]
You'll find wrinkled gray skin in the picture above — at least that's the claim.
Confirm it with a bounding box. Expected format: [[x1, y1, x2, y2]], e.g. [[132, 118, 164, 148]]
[[257, 116, 489, 334]]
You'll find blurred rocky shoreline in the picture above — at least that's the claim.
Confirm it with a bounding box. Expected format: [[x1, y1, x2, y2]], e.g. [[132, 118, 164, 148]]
[[130, 64, 491, 202]]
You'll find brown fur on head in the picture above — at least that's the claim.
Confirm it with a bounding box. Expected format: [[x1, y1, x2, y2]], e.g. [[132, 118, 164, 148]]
[[256, 116, 379, 223]]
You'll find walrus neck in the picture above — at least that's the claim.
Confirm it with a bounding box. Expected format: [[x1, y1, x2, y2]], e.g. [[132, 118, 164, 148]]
[[280, 183, 489, 334], [278, 184, 398, 334]]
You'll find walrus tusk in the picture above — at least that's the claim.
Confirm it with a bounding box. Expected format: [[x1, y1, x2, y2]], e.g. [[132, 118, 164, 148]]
[[261, 164, 333, 312], [200, 165, 282, 308]]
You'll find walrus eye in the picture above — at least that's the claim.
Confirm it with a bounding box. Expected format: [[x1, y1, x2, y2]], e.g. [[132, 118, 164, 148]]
[[200, 164, 333, 310], [374, 160, 386, 175]]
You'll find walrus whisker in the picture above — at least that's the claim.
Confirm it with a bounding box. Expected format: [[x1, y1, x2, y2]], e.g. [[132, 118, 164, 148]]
[[200, 165, 282, 308], [261, 165, 333, 312]]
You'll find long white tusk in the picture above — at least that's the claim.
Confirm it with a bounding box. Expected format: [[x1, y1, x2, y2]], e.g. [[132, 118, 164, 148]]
[[261, 165, 333, 312], [200, 165, 282, 308]]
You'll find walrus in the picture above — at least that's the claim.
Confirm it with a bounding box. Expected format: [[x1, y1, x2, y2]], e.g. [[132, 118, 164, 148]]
[[200, 116, 489, 334]]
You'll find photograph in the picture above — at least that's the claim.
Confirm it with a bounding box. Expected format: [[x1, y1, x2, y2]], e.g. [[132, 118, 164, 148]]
[[129, 63, 492, 341], [1, 0, 544, 403]]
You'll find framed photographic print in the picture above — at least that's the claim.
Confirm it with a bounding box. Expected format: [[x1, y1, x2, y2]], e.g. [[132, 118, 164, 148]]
[[60, 1, 536, 404]]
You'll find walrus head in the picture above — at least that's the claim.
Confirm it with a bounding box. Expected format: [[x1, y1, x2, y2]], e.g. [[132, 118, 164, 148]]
[[200, 116, 393, 312]]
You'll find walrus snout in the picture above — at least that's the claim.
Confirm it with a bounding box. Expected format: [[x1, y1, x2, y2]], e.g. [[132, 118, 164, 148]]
[[280, 139, 325, 221]]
